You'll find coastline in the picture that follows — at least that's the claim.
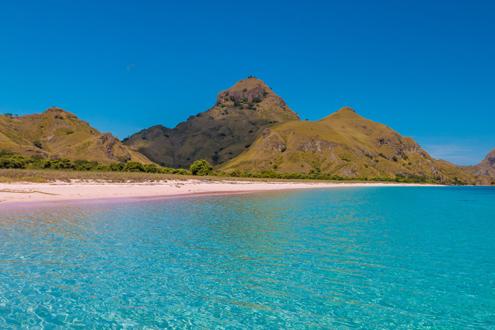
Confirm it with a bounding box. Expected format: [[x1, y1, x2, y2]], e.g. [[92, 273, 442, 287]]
[[0, 180, 440, 209]]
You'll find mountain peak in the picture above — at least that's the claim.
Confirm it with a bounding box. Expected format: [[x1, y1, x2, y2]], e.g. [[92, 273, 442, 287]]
[[336, 106, 357, 114], [45, 107, 67, 113], [45, 107, 79, 117], [228, 76, 271, 91], [125, 77, 299, 167], [321, 106, 360, 122], [214, 77, 299, 120], [216, 77, 275, 106]]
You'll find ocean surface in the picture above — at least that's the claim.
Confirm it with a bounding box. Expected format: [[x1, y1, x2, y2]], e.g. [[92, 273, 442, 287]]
[[0, 187, 494, 329]]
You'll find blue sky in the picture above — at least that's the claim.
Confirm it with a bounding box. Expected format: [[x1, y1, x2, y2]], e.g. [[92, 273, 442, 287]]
[[1, 0, 494, 165]]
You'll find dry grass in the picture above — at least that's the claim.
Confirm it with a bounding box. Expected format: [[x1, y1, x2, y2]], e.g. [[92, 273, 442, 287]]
[[221, 108, 476, 185], [0, 109, 151, 164], [0, 169, 348, 184], [0, 169, 202, 183]]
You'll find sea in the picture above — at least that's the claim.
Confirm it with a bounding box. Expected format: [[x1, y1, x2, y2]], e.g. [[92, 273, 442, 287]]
[[0, 187, 494, 328]]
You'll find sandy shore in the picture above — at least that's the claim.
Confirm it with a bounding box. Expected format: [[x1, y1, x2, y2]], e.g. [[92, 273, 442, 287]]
[[0, 180, 436, 208]]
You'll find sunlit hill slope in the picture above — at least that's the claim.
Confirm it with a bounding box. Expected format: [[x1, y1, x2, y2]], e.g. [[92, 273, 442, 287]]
[[221, 107, 476, 184], [0, 108, 151, 164]]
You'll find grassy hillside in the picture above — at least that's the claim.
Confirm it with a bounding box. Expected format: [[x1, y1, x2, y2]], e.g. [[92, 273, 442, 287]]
[[0, 108, 151, 164], [1, 84, 492, 185], [124, 77, 299, 167], [221, 107, 476, 184]]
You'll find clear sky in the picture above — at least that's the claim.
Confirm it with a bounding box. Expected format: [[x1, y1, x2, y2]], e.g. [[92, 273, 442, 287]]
[[1, 0, 494, 165]]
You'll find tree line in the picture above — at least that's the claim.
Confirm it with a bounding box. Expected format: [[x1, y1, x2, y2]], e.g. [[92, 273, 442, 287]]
[[0, 152, 213, 176], [0, 151, 457, 183]]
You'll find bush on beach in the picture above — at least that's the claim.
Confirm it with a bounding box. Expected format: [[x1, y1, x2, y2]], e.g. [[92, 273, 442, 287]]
[[189, 159, 213, 176]]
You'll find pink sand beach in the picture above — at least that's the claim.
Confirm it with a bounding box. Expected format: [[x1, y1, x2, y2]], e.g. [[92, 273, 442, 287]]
[[0, 180, 438, 209]]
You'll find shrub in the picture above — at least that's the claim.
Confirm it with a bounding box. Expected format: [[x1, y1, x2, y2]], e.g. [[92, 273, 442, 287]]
[[143, 164, 160, 173], [190, 159, 212, 176], [0, 155, 28, 169], [0, 152, 192, 177], [96, 164, 111, 171], [33, 140, 43, 149], [229, 169, 241, 177], [109, 163, 125, 171], [45, 159, 74, 170], [123, 162, 145, 172], [0, 150, 14, 157], [73, 160, 99, 171], [173, 168, 191, 175]]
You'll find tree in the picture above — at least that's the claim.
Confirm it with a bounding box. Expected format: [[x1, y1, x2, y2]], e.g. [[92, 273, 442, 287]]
[[189, 159, 212, 176]]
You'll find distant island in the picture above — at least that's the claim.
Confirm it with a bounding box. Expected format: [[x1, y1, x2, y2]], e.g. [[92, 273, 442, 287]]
[[1, 77, 494, 185]]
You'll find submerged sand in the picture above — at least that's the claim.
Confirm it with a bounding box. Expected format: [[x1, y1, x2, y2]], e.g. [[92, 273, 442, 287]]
[[0, 180, 437, 208]]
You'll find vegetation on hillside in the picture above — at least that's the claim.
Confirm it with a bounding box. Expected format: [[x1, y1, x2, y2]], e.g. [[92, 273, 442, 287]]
[[0, 151, 465, 184], [217, 169, 461, 184], [221, 107, 478, 185], [0, 151, 190, 175]]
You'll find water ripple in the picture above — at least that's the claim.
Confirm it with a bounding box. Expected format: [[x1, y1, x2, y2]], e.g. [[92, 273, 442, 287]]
[[0, 187, 494, 328]]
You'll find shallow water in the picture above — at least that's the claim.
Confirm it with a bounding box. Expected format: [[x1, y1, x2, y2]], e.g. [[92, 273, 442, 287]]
[[0, 187, 494, 328]]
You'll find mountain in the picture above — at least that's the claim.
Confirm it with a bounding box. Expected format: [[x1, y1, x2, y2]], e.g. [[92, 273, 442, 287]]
[[466, 149, 495, 185], [0, 108, 151, 164], [220, 107, 476, 184], [124, 77, 299, 167], [0, 80, 491, 185]]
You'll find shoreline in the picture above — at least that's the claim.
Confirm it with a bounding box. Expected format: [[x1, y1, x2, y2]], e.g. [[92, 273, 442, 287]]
[[0, 180, 440, 210]]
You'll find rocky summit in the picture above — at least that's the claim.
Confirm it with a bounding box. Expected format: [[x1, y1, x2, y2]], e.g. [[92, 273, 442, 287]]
[[124, 77, 299, 168]]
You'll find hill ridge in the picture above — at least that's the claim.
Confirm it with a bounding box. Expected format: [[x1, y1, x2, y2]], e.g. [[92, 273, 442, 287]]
[[221, 107, 477, 184], [0, 108, 151, 164]]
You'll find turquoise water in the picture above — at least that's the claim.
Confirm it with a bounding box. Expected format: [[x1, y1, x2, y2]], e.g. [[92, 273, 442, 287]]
[[0, 187, 494, 329]]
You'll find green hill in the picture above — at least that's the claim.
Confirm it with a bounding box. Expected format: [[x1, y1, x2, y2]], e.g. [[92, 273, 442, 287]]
[[124, 77, 299, 167], [220, 107, 476, 184], [0, 108, 151, 164]]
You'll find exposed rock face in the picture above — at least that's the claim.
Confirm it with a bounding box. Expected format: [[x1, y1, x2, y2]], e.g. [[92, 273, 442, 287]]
[[466, 149, 495, 184], [221, 107, 476, 184], [484, 150, 495, 167], [0, 108, 151, 163], [124, 77, 299, 167]]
